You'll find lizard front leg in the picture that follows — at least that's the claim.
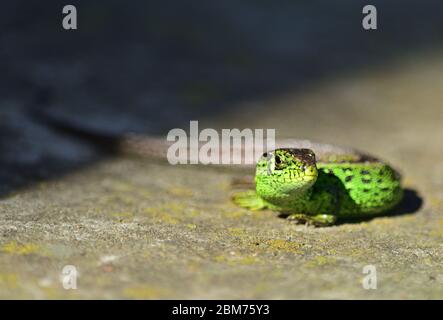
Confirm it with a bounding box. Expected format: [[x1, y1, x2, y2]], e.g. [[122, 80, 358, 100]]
[[287, 213, 337, 226], [231, 190, 267, 211]]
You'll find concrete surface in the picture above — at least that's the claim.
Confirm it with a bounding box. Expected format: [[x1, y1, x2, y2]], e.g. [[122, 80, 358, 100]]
[[1, 51, 443, 299]]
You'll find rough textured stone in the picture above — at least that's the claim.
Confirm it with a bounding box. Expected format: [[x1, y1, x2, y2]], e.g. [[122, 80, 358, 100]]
[[1, 1, 442, 299], [1, 53, 443, 299]]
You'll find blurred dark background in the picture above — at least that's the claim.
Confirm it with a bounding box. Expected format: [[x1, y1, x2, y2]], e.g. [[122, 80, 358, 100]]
[[1, 0, 443, 195]]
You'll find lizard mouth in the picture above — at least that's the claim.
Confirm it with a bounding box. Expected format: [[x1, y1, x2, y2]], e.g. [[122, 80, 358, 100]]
[[303, 174, 317, 182]]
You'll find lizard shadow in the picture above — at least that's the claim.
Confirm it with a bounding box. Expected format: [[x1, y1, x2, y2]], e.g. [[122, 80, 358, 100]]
[[277, 188, 423, 225]]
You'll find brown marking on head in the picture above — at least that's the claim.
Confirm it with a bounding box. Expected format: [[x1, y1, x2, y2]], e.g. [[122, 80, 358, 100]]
[[276, 148, 316, 167]]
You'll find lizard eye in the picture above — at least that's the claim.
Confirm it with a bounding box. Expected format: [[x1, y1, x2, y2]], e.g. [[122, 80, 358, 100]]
[[274, 155, 286, 170]]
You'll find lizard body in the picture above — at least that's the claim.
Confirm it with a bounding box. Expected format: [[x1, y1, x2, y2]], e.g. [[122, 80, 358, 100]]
[[232, 148, 403, 226]]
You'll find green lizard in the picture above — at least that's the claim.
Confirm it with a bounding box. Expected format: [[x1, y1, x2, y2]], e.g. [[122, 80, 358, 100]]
[[116, 135, 403, 226], [31, 108, 403, 226], [232, 148, 403, 226]]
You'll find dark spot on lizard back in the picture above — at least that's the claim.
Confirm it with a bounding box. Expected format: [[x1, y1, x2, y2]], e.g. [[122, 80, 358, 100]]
[[361, 178, 371, 184], [361, 170, 370, 175], [345, 176, 353, 182]]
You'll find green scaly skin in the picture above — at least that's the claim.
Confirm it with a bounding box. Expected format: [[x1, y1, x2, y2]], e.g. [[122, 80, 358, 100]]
[[232, 148, 403, 226]]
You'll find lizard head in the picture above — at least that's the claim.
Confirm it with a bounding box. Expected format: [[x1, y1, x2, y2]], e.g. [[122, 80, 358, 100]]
[[255, 148, 318, 202]]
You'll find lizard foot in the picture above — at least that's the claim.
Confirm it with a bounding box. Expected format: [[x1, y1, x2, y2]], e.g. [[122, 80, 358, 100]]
[[287, 213, 337, 227], [231, 190, 266, 211]]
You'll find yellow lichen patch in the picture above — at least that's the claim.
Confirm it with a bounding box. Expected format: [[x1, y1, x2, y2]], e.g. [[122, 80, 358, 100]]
[[428, 196, 443, 208], [341, 247, 369, 260], [0, 273, 18, 289], [429, 229, 443, 239], [429, 221, 443, 239], [214, 255, 229, 263], [305, 256, 337, 267], [186, 223, 197, 230], [2, 241, 44, 256], [145, 203, 186, 215], [238, 256, 260, 265], [143, 207, 162, 216], [144, 210, 181, 225], [167, 187, 194, 197], [143, 203, 196, 224], [136, 189, 152, 198], [40, 287, 64, 299], [142, 251, 151, 259], [153, 206, 200, 217], [123, 286, 169, 299], [253, 282, 271, 295], [228, 227, 248, 237], [262, 239, 302, 254], [421, 257, 434, 267], [160, 214, 179, 225], [213, 254, 259, 266], [168, 203, 187, 212], [186, 208, 201, 217]]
